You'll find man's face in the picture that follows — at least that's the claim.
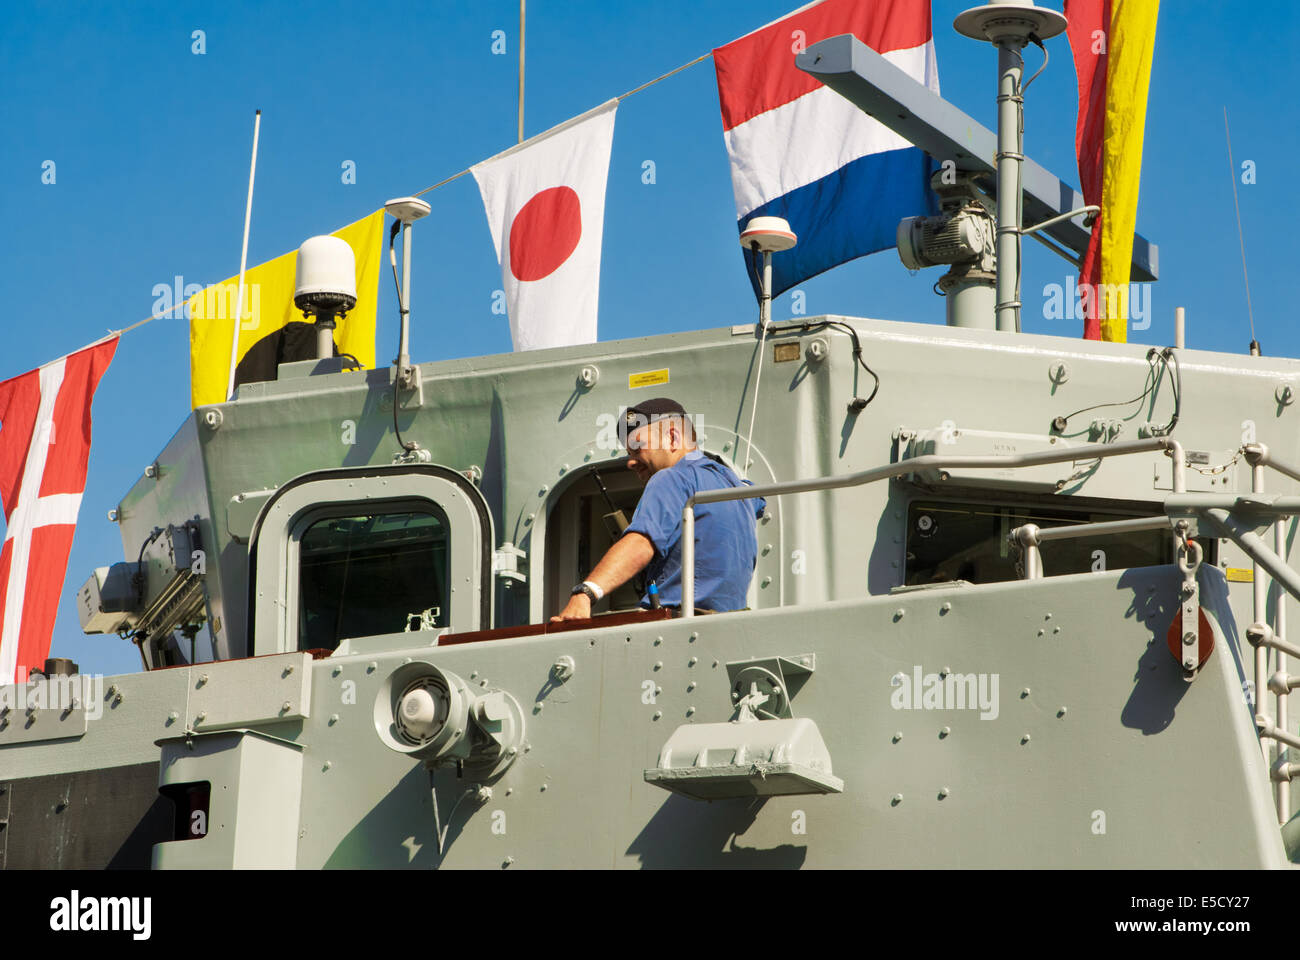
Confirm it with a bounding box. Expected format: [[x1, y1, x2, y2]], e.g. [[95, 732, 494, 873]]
[[624, 420, 674, 482]]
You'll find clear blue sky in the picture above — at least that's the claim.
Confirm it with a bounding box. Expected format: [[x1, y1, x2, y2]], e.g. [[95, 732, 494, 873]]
[[2, 0, 1296, 677]]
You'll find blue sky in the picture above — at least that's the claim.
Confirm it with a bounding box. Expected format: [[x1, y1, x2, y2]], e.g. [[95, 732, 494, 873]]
[[3, 0, 1296, 677]]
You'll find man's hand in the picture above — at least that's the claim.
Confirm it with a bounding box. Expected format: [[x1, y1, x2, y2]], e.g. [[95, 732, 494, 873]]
[[550, 593, 592, 623], [548, 532, 656, 623]]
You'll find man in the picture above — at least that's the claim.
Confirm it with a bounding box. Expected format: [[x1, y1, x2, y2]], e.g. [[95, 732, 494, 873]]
[[551, 397, 765, 621]]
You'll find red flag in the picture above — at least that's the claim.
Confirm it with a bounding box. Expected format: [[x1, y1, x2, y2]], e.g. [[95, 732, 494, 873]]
[[1067, 0, 1108, 339], [0, 337, 118, 684]]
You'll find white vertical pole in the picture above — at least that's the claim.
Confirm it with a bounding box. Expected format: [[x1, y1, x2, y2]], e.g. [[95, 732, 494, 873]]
[[681, 505, 695, 617], [518, 0, 526, 143], [1277, 519, 1290, 822], [1175, 306, 1185, 349], [227, 109, 262, 401], [1254, 464, 1270, 763]]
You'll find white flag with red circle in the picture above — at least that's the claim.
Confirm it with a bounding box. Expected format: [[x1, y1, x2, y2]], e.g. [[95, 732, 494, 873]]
[[472, 99, 618, 351], [0, 337, 118, 685]]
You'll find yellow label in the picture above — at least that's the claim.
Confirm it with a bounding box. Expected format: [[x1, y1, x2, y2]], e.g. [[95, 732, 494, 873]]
[[1225, 567, 1254, 583], [629, 368, 669, 389]]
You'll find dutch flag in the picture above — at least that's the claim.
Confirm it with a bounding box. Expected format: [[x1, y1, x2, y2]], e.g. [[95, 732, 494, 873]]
[[713, 0, 940, 298]]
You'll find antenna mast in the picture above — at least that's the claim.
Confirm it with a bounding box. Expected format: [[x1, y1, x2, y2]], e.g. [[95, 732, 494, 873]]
[[226, 109, 261, 401], [955, 1, 1068, 333]]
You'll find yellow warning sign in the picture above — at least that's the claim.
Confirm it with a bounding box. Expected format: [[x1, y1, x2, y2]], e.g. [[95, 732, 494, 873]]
[[1225, 568, 1254, 583], [629, 368, 669, 389]]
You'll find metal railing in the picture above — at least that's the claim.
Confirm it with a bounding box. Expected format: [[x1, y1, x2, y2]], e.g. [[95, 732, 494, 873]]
[[680, 435, 1185, 613]]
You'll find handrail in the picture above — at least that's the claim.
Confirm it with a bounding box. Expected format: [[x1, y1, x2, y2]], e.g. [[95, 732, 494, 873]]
[[679, 435, 1185, 615], [1008, 515, 1170, 580]]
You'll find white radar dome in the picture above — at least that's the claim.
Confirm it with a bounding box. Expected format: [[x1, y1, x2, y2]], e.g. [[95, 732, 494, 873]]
[[294, 235, 357, 315]]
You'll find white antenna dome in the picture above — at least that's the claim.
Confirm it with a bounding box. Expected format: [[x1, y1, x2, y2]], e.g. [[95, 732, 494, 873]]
[[294, 235, 357, 316], [739, 216, 797, 253]]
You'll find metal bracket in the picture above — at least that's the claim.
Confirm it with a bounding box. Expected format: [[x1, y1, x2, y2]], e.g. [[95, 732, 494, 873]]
[[493, 542, 527, 588], [1176, 526, 1203, 680], [724, 655, 815, 720]]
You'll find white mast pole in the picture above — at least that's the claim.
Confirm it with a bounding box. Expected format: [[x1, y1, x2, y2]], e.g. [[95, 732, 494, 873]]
[[227, 109, 262, 401], [518, 0, 526, 143]]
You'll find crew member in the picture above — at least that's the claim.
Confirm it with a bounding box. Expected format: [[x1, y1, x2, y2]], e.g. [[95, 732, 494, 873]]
[[551, 397, 765, 621]]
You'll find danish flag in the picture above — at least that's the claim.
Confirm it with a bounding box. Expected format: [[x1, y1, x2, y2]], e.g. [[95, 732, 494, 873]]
[[0, 338, 117, 685]]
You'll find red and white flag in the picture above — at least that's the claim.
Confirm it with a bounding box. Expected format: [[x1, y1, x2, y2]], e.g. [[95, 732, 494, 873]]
[[471, 99, 618, 351], [0, 337, 118, 685]]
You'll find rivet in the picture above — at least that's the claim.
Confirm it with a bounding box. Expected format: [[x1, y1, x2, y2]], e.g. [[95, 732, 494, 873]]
[[938, 787, 950, 799], [1045, 613, 1053, 620], [939, 726, 950, 738], [892, 732, 903, 743], [894, 608, 906, 620], [690, 632, 698, 642], [331, 666, 342, 677], [1021, 734, 1031, 744], [534, 701, 544, 712], [538, 485, 549, 495], [687, 681, 696, 692], [731, 692, 740, 702], [652, 711, 662, 720], [941, 666, 951, 677], [1057, 707, 1067, 718], [367, 662, 377, 673], [940, 602, 951, 614], [503, 857, 514, 867], [281, 700, 291, 712], [525, 514, 534, 525], [167, 711, 178, 722], [686, 706, 695, 716], [540, 784, 548, 792], [653, 637, 661, 646], [1052, 626, 1060, 634], [688, 657, 698, 667], [761, 576, 772, 587], [1021, 687, 1031, 698], [470, 671, 478, 679], [196, 675, 208, 687], [323, 761, 332, 771], [891, 794, 903, 806], [1037, 629, 1045, 637], [196, 711, 206, 723], [329, 714, 340, 725]]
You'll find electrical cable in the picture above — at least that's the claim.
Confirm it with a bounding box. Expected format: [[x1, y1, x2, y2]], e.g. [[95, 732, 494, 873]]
[[801, 319, 881, 408], [388, 219, 417, 453], [1051, 348, 1180, 434]]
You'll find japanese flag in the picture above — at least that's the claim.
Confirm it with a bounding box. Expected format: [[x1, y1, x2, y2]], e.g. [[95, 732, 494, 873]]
[[0, 337, 117, 685], [472, 99, 618, 351]]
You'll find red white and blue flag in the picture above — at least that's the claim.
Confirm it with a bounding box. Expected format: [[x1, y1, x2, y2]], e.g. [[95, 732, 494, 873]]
[[0, 338, 117, 685], [713, 0, 939, 297]]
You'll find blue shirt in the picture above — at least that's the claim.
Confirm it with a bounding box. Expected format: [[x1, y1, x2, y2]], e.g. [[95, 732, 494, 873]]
[[624, 450, 765, 611]]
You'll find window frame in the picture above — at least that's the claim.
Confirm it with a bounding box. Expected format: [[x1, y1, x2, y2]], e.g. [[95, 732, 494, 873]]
[[247, 466, 493, 655], [291, 499, 452, 651]]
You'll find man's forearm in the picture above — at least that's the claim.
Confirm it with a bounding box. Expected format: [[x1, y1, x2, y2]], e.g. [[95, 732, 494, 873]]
[[586, 531, 656, 593]]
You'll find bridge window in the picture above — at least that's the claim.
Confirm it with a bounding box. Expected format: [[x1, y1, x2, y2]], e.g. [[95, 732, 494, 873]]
[[297, 509, 449, 650], [905, 500, 1183, 584]]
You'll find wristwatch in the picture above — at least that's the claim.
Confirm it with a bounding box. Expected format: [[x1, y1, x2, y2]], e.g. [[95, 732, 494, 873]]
[[571, 582, 601, 603]]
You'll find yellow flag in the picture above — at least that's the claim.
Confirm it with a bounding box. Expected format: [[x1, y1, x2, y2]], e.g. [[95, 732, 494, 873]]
[[188, 209, 384, 409], [1098, 0, 1159, 343]]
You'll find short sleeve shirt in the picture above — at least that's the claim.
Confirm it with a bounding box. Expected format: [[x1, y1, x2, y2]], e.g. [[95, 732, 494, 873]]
[[623, 451, 765, 611]]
